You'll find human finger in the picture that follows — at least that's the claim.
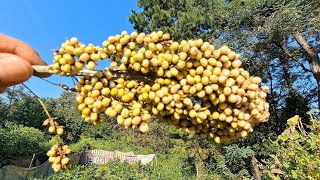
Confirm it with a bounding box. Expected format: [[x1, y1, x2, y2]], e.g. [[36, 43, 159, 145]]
[[0, 53, 33, 87], [0, 34, 50, 78]]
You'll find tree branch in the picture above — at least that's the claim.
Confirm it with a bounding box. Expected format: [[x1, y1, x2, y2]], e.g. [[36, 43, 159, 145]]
[[32, 65, 157, 82], [293, 32, 320, 109], [274, 41, 312, 73], [293, 32, 320, 65]]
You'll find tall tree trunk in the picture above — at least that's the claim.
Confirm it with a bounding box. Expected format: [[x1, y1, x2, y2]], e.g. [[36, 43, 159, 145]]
[[293, 32, 320, 109]]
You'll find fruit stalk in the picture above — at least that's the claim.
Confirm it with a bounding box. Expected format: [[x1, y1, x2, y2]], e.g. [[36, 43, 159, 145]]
[[32, 65, 156, 82]]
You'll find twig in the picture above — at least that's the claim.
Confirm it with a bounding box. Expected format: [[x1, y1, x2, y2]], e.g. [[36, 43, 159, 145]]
[[36, 76, 61, 87], [32, 65, 157, 82], [37, 98, 53, 120], [71, 77, 76, 86], [298, 117, 307, 137], [21, 83, 52, 120], [274, 42, 312, 73], [36, 77, 75, 91], [32, 65, 96, 76], [21, 83, 39, 98]]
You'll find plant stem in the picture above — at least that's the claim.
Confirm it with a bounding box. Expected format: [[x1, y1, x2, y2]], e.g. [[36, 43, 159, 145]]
[[37, 98, 52, 120]]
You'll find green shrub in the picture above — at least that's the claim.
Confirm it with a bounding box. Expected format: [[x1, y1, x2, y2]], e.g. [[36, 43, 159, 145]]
[[45, 91, 89, 142], [44, 154, 192, 180], [222, 144, 254, 174], [263, 112, 320, 179], [41, 165, 97, 180], [0, 123, 49, 157], [46, 125, 193, 180], [70, 135, 154, 155], [71, 120, 178, 155]]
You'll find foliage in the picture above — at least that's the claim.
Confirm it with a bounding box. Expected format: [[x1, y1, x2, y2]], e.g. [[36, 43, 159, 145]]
[[263, 113, 320, 179], [222, 144, 254, 173], [1, 85, 319, 179], [62, 126, 255, 179], [39, 165, 97, 180], [0, 123, 49, 157], [71, 130, 173, 158], [43, 159, 191, 180], [76, 119, 179, 154], [0, 87, 88, 142], [0, 87, 48, 129], [43, 124, 193, 180], [46, 91, 89, 142], [0, 97, 7, 121], [129, 0, 228, 41], [81, 120, 115, 139], [202, 144, 250, 179], [33, 111, 320, 179], [70, 131, 156, 155]]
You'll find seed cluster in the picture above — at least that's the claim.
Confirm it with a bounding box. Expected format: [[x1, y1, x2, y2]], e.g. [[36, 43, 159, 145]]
[[43, 118, 64, 135], [49, 31, 270, 144], [47, 145, 71, 172], [43, 117, 70, 171]]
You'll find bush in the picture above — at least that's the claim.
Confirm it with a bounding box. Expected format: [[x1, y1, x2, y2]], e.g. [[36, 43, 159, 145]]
[[0, 87, 48, 129], [70, 135, 155, 155], [46, 122, 193, 180], [0, 123, 49, 157], [41, 165, 97, 180], [71, 120, 179, 155], [47, 92, 89, 142], [262, 112, 320, 179], [44, 154, 191, 180]]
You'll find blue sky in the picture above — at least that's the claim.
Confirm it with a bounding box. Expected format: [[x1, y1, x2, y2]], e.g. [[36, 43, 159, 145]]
[[0, 0, 139, 97]]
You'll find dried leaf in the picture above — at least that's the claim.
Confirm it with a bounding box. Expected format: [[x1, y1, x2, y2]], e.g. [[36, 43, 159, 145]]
[[271, 168, 284, 175]]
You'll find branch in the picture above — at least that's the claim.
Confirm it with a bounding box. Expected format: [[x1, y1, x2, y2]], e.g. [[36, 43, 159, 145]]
[[293, 32, 320, 64], [251, 156, 261, 180], [293, 32, 320, 78], [274, 42, 312, 73], [37, 98, 53, 120], [32, 65, 157, 82], [21, 83, 53, 120]]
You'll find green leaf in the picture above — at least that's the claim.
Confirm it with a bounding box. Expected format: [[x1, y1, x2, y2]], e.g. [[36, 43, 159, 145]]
[[291, 170, 298, 179], [283, 162, 290, 168], [292, 133, 301, 140], [279, 134, 289, 142], [295, 145, 303, 151], [288, 151, 295, 156]]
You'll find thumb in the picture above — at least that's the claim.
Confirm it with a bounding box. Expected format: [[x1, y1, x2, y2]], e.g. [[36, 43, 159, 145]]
[[0, 53, 33, 88]]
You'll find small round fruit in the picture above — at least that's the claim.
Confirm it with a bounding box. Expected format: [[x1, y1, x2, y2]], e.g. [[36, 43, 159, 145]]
[[48, 126, 56, 133], [56, 127, 64, 135], [42, 119, 50, 126], [47, 149, 56, 157], [139, 122, 150, 133], [54, 156, 61, 164], [61, 157, 70, 165]]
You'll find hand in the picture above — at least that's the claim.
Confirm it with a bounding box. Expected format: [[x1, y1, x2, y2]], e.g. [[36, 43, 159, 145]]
[[0, 34, 50, 92]]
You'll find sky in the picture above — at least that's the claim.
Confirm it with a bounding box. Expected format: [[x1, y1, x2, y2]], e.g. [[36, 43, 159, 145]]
[[0, 0, 140, 98]]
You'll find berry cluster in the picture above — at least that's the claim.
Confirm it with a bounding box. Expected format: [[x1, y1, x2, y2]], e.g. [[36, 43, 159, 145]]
[[49, 31, 270, 144]]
